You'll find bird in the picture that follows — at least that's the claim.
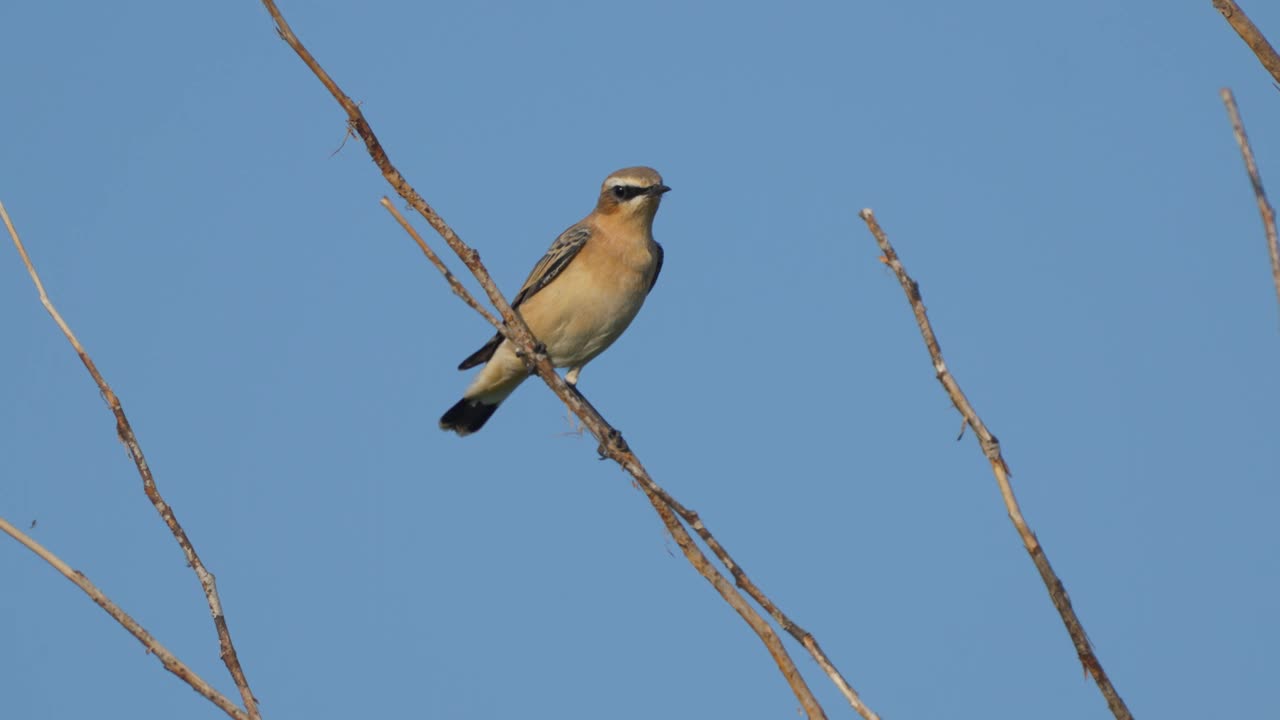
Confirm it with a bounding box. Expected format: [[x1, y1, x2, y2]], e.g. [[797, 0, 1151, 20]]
[[439, 166, 669, 436]]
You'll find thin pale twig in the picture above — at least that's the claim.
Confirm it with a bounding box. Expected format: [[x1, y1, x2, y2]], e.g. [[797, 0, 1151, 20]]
[[1214, 0, 1280, 85], [379, 198, 502, 329], [1220, 88, 1280, 322], [859, 208, 1133, 720], [0, 201, 261, 719], [257, 3, 879, 717], [0, 516, 249, 720]]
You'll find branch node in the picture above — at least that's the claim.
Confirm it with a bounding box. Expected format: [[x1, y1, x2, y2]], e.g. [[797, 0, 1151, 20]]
[[1215, 1, 1280, 86]]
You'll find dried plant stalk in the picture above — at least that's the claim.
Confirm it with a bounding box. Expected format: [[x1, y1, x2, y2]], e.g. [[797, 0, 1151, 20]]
[[1214, 0, 1280, 84], [1, 201, 260, 719], [0, 515, 249, 720], [859, 209, 1133, 720], [1220, 88, 1280, 320]]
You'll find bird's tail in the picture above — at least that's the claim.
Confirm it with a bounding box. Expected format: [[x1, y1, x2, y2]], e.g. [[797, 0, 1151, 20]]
[[439, 397, 501, 436]]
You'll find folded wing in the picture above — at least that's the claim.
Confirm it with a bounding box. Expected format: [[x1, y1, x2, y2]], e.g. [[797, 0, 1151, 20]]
[[457, 225, 593, 370]]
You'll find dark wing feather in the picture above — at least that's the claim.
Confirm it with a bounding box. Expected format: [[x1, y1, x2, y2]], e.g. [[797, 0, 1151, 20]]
[[510, 225, 592, 308], [457, 225, 592, 370], [457, 333, 503, 370], [648, 241, 664, 293]]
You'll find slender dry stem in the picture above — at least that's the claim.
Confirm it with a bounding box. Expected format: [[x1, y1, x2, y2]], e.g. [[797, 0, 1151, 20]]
[[1220, 88, 1280, 320], [1, 201, 260, 719], [859, 209, 1133, 720], [0, 516, 249, 720], [379, 198, 502, 329], [1214, 0, 1280, 84], [256, 3, 879, 716]]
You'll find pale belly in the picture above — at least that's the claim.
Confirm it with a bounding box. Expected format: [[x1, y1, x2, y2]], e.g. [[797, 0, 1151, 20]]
[[462, 238, 656, 404], [522, 262, 649, 368]]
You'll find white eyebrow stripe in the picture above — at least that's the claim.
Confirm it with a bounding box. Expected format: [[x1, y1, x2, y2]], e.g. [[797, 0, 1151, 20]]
[[606, 175, 658, 187]]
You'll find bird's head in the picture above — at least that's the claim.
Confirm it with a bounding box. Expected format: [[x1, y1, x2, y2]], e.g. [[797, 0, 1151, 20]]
[[596, 166, 670, 220]]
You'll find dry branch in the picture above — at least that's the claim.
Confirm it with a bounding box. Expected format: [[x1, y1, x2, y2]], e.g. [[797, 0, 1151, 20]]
[[1, 201, 260, 719], [1220, 88, 1280, 320], [379, 198, 502, 329], [1214, 0, 1280, 85], [256, 2, 877, 716], [0, 516, 249, 720], [859, 209, 1133, 720]]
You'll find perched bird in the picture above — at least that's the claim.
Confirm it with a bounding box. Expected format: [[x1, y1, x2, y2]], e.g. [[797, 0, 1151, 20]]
[[439, 166, 669, 436]]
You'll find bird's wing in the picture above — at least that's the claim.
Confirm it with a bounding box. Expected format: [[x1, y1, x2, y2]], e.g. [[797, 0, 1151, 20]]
[[456, 333, 503, 370], [648, 241, 664, 293], [510, 224, 592, 309], [457, 224, 592, 370]]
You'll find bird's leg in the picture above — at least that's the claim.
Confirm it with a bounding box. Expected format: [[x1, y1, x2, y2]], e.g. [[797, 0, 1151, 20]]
[[560, 385, 627, 457], [565, 366, 582, 386], [607, 428, 629, 452], [597, 428, 629, 458], [515, 340, 549, 372]]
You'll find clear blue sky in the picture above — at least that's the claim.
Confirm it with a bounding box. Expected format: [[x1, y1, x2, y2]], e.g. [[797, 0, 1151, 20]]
[[2, 2, 1277, 718]]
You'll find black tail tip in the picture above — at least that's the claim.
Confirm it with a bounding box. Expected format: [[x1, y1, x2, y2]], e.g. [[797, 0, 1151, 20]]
[[439, 398, 499, 436]]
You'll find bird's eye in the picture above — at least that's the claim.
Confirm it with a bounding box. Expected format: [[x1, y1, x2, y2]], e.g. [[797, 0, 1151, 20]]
[[612, 185, 628, 200]]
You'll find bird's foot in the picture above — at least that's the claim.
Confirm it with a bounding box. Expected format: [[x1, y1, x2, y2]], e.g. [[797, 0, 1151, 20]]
[[515, 341, 549, 369], [596, 428, 629, 458]]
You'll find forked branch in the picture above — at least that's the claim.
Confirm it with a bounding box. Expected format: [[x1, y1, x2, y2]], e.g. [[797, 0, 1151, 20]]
[[1, 201, 261, 720], [859, 209, 1133, 720]]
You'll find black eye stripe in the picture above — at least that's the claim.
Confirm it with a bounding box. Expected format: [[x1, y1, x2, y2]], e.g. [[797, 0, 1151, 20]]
[[611, 185, 648, 201]]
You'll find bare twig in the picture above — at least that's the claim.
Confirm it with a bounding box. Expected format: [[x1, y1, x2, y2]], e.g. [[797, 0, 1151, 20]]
[[1, 201, 260, 719], [0, 516, 249, 720], [257, 3, 874, 716], [679, 509, 879, 720], [379, 198, 501, 329], [859, 209, 1133, 720], [1220, 88, 1280, 320], [1214, 0, 1280, 85]]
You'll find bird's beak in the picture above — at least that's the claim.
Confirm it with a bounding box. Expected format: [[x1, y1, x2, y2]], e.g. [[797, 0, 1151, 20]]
[[649, 184, 672, 196]]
